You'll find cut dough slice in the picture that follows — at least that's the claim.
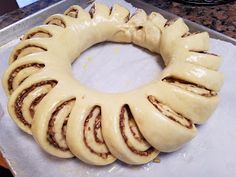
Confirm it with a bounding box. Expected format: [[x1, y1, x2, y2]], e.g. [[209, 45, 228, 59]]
[[161, 61, 224, 92], [101, 100, 158, 165], [160, 18, 220, 71], [3, 56, 45, 95], [32, 87, 75, 158], [129, 95, 197, 152], [8, 38, 53, 64], [180, 32, 209, 51], [172, 50, 221, 70], [64, 5, 91, 20], [66, 101, 116, 165], [22, 25, 64, 40], [142, 81, 219, 124], [8, 78, 57, 134], [89, 3, 110, 19]]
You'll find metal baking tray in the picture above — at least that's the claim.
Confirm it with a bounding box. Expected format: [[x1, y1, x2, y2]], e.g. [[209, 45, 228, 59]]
[[0, 0, 235, 176], [0, 0, 235, 47]]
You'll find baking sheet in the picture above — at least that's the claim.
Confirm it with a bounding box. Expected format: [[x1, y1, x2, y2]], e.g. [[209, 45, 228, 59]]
[[0, 0, 236, 176]]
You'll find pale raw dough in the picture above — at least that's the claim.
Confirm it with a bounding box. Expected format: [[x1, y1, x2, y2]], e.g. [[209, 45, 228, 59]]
[[2, 3, 223, 165]]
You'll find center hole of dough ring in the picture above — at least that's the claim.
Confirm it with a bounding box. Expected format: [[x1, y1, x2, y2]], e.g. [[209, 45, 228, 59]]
[[72, 42, 164, 93]]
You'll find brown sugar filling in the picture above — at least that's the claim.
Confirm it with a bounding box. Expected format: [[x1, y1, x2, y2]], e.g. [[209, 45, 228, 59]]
[[46, 18, 66, 28], [147, 96, 193, 129], [181, 32, 200, 38], [83, 106, 111, 159], [62, 117, 69, 140], [162, 77, 217, 97], [14, 80, 57, 128], [29, 93, 47, 118], [190, 50, 218, 56], [119, 105, 155, 156], [65, 8, 79, 18], [164, 18, 177, 27], [47, 98, 75, 151], [13, 45, 47, 62], [89, 5, 95, 19], [8, 63, 45, 94], [25, 30, 52, 39], [94, 112, 105, 144]]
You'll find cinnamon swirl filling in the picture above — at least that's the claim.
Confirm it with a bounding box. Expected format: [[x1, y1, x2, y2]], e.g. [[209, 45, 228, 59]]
[[164, 19, 177, 27], [181, 32, 200, 38], [83, 106, 111, 159], [8, 63, 45, 94], [29, 93, 47, 118], [47, 98, 75, 151], [162, 77, 217, 97], [190, 50, 218, 56], [12, 45, 47, 62], [24, 30, 52, 40], [14, 80, 57, 128], [147, 96, 193, 129], [89, 5, 96, 19], [119, 105, 155, 156], [46, 18, 66, 28], [65, 8, 79, 18]]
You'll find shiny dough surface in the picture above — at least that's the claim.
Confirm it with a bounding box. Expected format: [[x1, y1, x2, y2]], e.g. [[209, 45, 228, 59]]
[[2, 3, 223, 165]]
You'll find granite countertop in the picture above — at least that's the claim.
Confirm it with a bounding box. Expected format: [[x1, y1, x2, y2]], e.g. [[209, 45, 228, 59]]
[[0, 0, 235, 38]]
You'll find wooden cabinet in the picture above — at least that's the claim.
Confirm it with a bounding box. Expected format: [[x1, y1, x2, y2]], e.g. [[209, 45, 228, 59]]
[[0, 152, 9, 169]]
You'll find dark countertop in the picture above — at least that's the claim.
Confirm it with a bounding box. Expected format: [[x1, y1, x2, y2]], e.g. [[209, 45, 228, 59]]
[[0, 0, 235, 38]]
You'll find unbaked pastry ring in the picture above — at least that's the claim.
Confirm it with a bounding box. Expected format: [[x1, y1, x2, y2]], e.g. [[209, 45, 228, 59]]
[[3, 3, 224, 165]]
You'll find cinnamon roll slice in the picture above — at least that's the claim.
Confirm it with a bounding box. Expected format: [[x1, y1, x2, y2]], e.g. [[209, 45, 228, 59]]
[[109, 4, 130, 43], [148, 12, 167, 31], [3, 57, 46, 95], [102, 102, 158, 165], [44, 14, 67, 28], [89, 3, 110, 20], [129, 95, 197, 152], [23, 26, 53, 40], [127, 9, 163, 53], [160, 18, 189, 65], [22, 25, 66, 41], [164, 18, 178, 27], [144, 81, 219, 124], [66, 103, 116, 165], [8, 79, 57, 134], [32, 92, 76, 158], [109, 4, 130, 23], [8, 39, 48, 64], [173, 50, 221, 70], [148, 96, 193, 128], [44, 14, 81, 30], [161, 61, 224, 92], [162, 77, 217, 97], [160, 18, 217, 70], [23, 30, 52, 40], [10, 45, 47, 64], [181, 32, 209, 52], [64, 6, 81, 18], [64, 5, 90, 21]]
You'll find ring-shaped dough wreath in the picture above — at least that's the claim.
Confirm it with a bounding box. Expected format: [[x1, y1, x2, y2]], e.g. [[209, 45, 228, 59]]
[[2, 3, 224, 165]]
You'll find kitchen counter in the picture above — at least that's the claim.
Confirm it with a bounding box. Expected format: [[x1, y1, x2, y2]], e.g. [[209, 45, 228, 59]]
[[146, 0, 236, 38], [0, 0, 235, 38]]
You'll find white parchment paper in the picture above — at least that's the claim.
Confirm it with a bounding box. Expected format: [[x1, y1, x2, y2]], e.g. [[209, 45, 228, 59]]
[[0, 0, 236, 176]]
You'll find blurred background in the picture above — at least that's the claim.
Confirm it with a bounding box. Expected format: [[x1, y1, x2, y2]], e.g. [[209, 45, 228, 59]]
[[0, 0, 38, 15], [1, 0, 235, 15], [17, 0, 38, 7]]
